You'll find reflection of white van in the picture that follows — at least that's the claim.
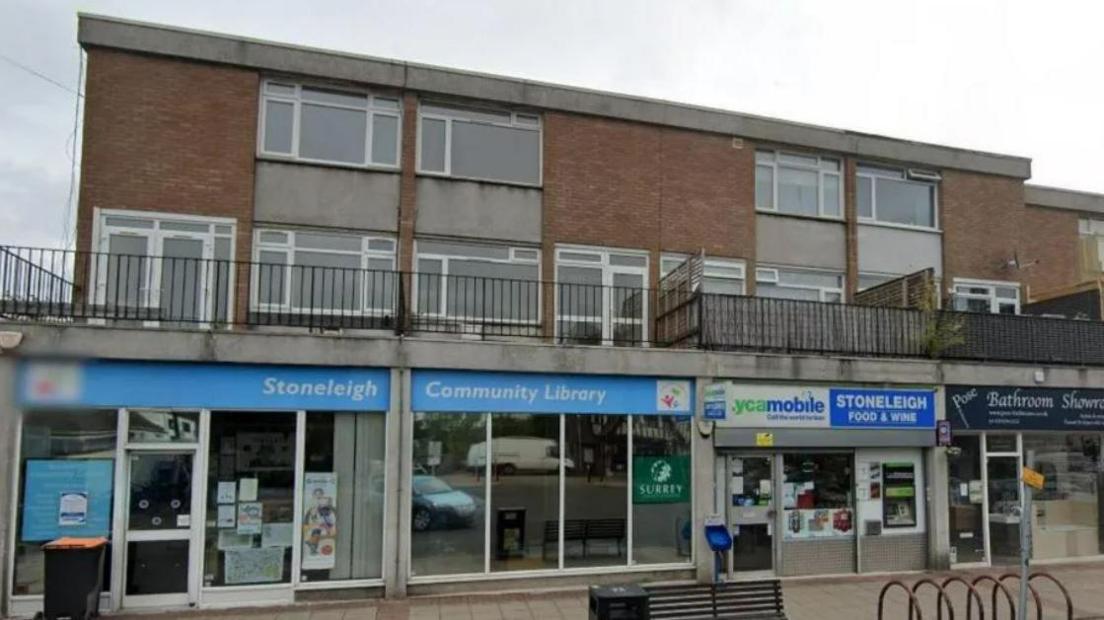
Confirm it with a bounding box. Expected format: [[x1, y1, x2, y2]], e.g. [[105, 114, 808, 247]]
[[466, 437, 574, 475]]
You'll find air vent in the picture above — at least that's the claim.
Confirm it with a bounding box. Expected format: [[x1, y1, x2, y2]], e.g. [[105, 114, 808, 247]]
[[907, 168, 942, 182]]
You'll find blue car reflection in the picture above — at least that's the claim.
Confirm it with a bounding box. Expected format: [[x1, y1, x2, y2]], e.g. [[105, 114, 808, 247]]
[[412, 475, 477, 531]]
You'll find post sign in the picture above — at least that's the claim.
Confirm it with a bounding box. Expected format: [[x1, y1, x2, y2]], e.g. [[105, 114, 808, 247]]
[[632, 455, 690, 504], [1023, 467, 1045, 491], [947, 385, 1104, 430]]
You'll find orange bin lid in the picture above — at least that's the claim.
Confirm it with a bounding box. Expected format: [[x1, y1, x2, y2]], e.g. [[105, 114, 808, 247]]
[[43, 536, 108, 550]]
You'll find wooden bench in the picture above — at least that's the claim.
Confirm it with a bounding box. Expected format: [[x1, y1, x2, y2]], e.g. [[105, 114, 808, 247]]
[[542, 518, 626, 559], [645, 580, 787, 619]]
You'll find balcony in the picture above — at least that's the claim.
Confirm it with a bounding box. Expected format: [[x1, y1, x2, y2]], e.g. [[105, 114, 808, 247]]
[[5, 245, 1104, 366]]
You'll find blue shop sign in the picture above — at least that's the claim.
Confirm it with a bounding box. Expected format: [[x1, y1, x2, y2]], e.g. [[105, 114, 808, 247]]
[[412, 370, 694, 415], [947, 385, 1104, 430], [19, 360, 391, 411], [828, 388, 936, 429]]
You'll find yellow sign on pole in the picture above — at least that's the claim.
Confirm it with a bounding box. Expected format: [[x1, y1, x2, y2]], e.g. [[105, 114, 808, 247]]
[[1023, 467, 1045, 491], [755, 432, 774, 448]]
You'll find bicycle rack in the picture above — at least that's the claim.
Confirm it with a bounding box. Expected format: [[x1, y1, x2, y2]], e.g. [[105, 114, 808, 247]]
[[879, 580, 924, 620], [997, 573, 1042, 620], [877, 572, 1073, 620], [941, 576, 985, 620]]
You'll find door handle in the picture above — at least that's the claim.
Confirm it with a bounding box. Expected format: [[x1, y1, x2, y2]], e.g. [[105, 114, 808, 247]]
[[766, 509, 777, 519]]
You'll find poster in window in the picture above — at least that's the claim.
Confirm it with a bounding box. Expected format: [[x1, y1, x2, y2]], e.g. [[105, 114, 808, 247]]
[[224, 547, 284, 584], [237, 501, 263, 535], [882, 462, 917, 528], [22, 459, 114, 541], [301, 472, 338, 570]]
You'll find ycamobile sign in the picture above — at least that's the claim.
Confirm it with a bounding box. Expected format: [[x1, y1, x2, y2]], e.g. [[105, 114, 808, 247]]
[[632, 455, 690, 504], [709, 383, 935, 429]]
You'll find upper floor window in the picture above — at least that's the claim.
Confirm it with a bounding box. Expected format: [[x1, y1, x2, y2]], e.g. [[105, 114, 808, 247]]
[[94, 211, 235, 324], [951, 279, 1019, 314], [857, 165, 939, 229], [556, 246, 648, 346], [414, 239, 540, 323], [260, 80, 401, 168], [252, 229, 396, 315], [418, 102, 541, 186], [756, 265, 844, 303], [755, 150, 842, 218], [660, 254, 747, 295], [1079, 219, 1104, 274]]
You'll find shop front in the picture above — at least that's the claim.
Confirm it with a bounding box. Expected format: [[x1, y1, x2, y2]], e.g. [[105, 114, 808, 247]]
[[9, 360, 392, 616], [706, 382, 936, 578], [407, 370, 695, 584], [946, 386, 1104, 567]]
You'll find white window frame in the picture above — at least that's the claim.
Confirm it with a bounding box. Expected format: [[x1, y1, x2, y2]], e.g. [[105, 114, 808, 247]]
[[857, 164, 941, 231], [257, 79, 402, 170], [251, 229, 396, 316], [755, 265, 845, 303], [555, 245, 649, 345], [755, 149, 843, 220], [416, 100, 543, 187], [412, 240, 542, 324], [660, 253, 747, 295], [91, 209, 237, 327], [950, 278, 1021, 315]]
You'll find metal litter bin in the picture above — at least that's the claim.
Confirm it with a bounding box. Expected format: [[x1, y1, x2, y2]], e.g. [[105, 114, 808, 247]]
[[588, 583, 650, 620], [40, 537, 108, 620]]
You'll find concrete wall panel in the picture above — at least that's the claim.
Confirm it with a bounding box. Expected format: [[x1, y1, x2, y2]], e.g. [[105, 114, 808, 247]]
[[254, 161, 399, 232], [756, 214, 846, 270], [415, 178, 541, 243], [857, 224, 943, 277]]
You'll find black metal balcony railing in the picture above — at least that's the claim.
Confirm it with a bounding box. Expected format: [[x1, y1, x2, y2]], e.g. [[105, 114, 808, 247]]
[[6, 245, 1104, 366], [0, 246, 651, 346]]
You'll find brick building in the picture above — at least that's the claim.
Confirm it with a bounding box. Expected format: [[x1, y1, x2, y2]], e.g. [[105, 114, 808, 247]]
[[3, 13, 1104, 616]]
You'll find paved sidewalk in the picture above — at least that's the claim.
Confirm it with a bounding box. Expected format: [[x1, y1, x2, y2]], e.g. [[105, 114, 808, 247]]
[[23, 563, 1104, 620]]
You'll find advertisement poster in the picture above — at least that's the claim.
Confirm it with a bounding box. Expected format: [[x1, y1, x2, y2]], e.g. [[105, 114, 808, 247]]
[[217, 504, 236, 528], [632, 456, 691, 504], [237, 502, 263, 535], [22, 459, 113, 541], [262, 523, 294, 548], [216, 481, 236, 504], [224, 547, 284, 584], [301, 472, 338, 570], [238, 478, 258, 502], [58, 492, 89, 526], [784, 508, 854, 539]]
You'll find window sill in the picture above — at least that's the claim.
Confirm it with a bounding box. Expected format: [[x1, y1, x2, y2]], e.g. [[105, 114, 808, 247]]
[[416, 170, 543, 190], [755, 209, 845, 224], [257, 154, 402, 175], [857, 219, 942, 234]]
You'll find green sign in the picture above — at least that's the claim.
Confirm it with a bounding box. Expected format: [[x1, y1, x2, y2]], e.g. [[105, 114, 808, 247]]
[[633, 455, 690, 504]]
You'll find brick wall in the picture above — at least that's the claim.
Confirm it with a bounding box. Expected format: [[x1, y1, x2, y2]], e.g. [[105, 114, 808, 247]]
[[1020, 204, 1080, 296], [77, 48, 258, 262], [541, 112, 755, 287], [940, 170, 1026, 291], [942, 170, 1080, 299]]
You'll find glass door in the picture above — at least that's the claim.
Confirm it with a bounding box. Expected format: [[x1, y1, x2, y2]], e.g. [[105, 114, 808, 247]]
[[986, 454, 1022, 565], [726, 454, 774, 575], [123, 451, 196, 609], [156, 236, 209, 323]]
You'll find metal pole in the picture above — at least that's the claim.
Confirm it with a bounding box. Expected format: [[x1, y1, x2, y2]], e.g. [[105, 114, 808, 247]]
[[1018, 480, 1032, 616]]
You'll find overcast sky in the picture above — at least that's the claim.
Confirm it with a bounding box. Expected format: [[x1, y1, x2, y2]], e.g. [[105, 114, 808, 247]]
[[2, 0, 1102, 249]]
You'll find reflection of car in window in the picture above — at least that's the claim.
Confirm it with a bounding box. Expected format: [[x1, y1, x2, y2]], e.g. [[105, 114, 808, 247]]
[[465, 437, 575, 475], [411, 475, 477, 531]]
